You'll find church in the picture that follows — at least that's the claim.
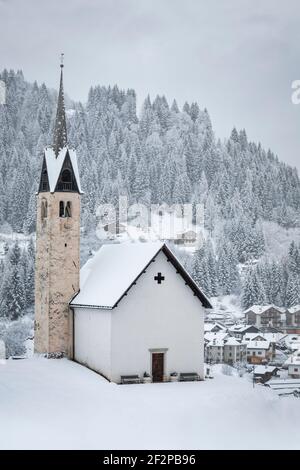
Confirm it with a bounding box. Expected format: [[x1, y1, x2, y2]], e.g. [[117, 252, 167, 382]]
[[34, 61, 212, 383]]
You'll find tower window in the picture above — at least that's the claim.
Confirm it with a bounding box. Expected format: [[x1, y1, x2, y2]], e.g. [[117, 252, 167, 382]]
[[65, 201, 72, 217], [59, 201, 72, 218], [41, 199, 48, 219], [59, 201, 65, 217]]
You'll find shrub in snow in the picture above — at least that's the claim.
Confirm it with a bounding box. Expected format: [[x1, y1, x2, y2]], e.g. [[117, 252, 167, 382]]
[[143, 372, 150, 378], [0, 319, 32, 358], [222, 364, 233, 376], [47, 352, 65, 359]]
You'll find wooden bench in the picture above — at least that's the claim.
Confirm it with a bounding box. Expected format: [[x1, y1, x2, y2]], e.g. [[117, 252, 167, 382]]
[[120, 375, 141, 385], [179, 372, 200, 382]]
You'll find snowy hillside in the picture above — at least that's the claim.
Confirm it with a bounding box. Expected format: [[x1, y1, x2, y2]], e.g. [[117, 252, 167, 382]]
[[0, 69, 300, 335], [1, 358, 300, 450]]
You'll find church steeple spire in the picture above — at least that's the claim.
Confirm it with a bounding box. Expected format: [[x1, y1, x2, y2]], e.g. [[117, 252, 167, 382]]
[[53, 53, 67, 156]]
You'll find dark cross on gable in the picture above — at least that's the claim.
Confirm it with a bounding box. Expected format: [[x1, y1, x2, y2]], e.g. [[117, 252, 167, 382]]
[[154, 272, 165, 284]]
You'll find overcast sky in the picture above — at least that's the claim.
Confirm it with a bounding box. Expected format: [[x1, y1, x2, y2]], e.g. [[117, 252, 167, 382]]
[[0, 0, 300, 169]]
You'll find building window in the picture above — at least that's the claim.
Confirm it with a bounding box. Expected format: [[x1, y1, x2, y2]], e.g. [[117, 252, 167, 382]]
[[41, 199, 48, 219], [258, 351, 262, 355]]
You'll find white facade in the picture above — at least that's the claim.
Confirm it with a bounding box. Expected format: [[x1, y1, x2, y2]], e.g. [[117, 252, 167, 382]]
[[285, 351, 300, 378], [73, 248, 208, 383]]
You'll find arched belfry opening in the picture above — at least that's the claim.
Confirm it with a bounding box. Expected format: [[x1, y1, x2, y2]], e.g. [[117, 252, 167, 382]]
[[59, 200, 72, 218], [55, 151, 79, 193]]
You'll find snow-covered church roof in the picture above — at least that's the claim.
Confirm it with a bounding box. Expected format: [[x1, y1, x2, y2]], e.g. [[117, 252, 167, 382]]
[[44, 146, 82, 193], [70, 242, 212, 310]]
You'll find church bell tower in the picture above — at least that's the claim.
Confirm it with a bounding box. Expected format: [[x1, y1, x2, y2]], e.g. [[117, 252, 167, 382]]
[[34, 56, 82, 358]]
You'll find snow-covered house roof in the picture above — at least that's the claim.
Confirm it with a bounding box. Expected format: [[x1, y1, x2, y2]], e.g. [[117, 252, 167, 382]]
[[204, 322, 226, 333], [204, 332, 229, 343], [262, 332, 286, 343], [246, 341, 270, 350], [228, 324, 245, 332], [284, 351, 300, 366], [207, 338, 224, 348], [287, 305, 300, 314], [244, 305, 285, 315], [228, 324, 259, 334], [244, 334, 265, 342], [43, 147, 82, 193], [70, 242, 212, 310], [283, 335, 300, 351], [223, 338, 245, 347], [243, 332, 284, 344], [206, 313, 226, 321], [253, 365, 278, 375]]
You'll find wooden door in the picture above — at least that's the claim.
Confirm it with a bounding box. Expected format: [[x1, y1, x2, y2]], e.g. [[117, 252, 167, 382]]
[[152, 353, 164, 382]]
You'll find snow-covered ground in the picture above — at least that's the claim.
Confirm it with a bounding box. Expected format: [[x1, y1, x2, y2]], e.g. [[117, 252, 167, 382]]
[[0, 358, 300, 450]]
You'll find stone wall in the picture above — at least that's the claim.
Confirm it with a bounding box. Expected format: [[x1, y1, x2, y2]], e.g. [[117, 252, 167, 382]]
[[34, 192, 80, 357]]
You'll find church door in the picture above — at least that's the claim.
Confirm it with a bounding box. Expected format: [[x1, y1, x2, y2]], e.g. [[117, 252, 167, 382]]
[[152, 353, 164, 382]]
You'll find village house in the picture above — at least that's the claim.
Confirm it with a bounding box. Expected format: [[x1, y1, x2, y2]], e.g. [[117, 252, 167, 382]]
[[284, 351, 300, 379], [282, 334, 300, 352], [228, 324, 260, 340], [253, 365, 280, 384], [205, 336, 246, 365], [243, 333, 281, 360], [285, 306, 300, 333], [34, 63, 212, 384], [205, 338, 224, 364], [246, 340, 273, 364], [205, 312, 227, 323], [204, 322, 226, 334], [223, 337, 247, 365], [174, 229, 198, 246], [244, 305, 285, 329]]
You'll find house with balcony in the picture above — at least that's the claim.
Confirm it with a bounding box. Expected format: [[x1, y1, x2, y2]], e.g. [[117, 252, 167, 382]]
[[244, 305, 285, 329], [285, 306, 300, 333]]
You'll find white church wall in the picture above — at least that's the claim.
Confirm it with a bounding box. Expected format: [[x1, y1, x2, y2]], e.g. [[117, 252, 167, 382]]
[[74, 307, 112, 380], [110, 251, 205, 383]]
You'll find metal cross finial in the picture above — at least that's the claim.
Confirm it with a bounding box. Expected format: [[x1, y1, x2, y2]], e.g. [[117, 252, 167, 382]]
[[60, 53, 64, 68]]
